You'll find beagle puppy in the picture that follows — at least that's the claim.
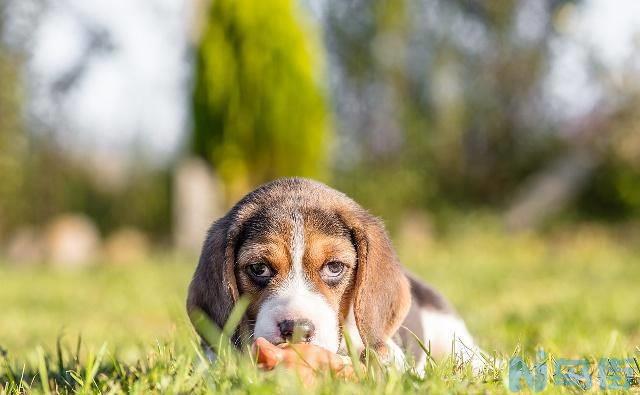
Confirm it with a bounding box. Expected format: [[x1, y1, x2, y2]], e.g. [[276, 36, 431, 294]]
[[187, 178, 484, 371]]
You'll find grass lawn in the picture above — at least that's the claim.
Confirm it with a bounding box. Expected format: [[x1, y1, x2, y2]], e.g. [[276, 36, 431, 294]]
[[1, 223, 639, 393]]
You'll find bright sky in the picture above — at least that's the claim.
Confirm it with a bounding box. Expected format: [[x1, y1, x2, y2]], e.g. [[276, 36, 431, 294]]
[[4, 0, 640, 163], [546, 0, 640, 121], [6, 0, 191, 164]]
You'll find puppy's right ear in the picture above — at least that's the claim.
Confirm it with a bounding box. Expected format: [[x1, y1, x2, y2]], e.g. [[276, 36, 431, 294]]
[[186, 216, 241, 335]]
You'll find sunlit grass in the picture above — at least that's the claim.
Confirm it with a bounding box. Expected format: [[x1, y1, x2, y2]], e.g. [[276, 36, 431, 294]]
[[0, 258, 192, 360], [1, 224, 639, 393]]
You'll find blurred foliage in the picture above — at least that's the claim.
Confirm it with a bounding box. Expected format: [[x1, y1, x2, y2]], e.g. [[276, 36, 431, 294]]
[[0, 5, 172, 240], [579, 152, 640, 221], [0, 123, 172, 241], [14, 145, 173, 237], [326, 0, 640, 228], [0, 42, 27, 237], [328, 0, 573, 227], [2, 0, 640, 239], [192, 0, 331, 201], [0, 61, 171, 238], [580, 98, 640, 220]]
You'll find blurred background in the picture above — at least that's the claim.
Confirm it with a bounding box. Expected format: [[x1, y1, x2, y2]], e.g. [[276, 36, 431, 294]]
[[1, 0, 639, 358]]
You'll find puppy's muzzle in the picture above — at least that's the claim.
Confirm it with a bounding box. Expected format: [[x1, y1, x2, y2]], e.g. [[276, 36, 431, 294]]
[[277, 319, 315, 343]]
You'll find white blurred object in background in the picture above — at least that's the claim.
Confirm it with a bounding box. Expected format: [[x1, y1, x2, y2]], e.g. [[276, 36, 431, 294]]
[[173, 158, 223, 254]]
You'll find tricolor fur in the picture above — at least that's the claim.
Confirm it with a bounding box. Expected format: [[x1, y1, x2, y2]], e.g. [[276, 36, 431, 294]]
[[187, 178, 485, 369]]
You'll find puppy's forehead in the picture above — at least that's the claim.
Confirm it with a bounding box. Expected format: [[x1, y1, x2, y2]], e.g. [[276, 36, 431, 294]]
[[240, 204, 351, 244]]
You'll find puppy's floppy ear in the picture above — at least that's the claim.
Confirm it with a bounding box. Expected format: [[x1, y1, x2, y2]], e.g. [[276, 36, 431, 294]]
[[186, 215, 242, 338], [342, 210, 411, 362]]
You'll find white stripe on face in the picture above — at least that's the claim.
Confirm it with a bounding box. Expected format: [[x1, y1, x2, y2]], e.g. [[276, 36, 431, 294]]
[[253, 211, 340, 351], [291, 210, 305, 275]]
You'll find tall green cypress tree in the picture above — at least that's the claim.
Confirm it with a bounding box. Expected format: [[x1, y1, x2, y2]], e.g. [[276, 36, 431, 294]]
[[192, 0, 330, 200]]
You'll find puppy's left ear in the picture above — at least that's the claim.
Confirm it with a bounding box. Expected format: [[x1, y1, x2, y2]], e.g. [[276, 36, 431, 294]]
[[343, 210, 411, 363]]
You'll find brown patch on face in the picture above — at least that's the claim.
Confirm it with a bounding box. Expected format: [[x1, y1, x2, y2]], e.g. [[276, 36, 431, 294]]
[[302, 222, 357, 322], [233, 213, 292, 330]]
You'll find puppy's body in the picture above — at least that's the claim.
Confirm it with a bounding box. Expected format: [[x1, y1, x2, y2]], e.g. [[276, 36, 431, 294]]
[[342, 274, 481, 370], [187, 178, 483, 370]]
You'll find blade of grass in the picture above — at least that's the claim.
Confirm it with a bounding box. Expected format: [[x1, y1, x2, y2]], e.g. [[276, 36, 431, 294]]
[[222, 296, 250, 339], [56, 336, 64, 380], [400, 324, 437, 372], [36, 346, 52, 395], [83, 343, 107, 391], [190, 309, 225, 355], [1, 346, 17, 389], [342, 327, 365, 380]]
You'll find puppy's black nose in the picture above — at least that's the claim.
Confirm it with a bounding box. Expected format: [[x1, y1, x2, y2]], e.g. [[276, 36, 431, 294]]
[[278, 319, 315, 342]]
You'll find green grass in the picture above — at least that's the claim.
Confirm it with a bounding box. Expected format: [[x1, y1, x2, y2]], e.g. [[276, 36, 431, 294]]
[[1, 223, 639, 393]]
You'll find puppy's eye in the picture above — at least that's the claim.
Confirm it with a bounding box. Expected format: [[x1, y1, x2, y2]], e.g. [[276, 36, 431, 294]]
[[321, 261, 344, 278], [246, 263, 274, 280]]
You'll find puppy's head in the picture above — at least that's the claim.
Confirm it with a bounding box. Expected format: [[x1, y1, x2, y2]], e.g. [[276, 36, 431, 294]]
[[187, 178, 410, 359]]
